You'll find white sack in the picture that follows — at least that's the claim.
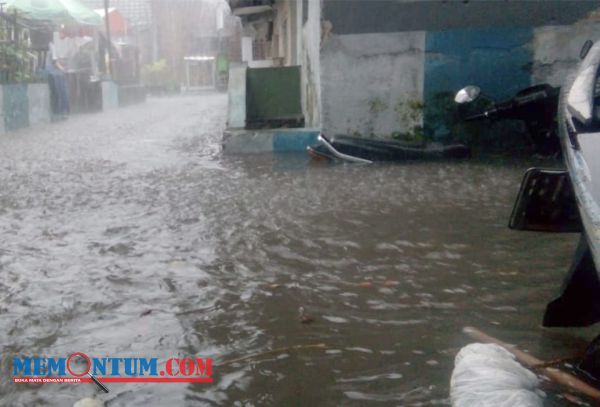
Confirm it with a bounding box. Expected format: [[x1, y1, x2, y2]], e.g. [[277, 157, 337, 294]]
[[450, 343, 545, 407]]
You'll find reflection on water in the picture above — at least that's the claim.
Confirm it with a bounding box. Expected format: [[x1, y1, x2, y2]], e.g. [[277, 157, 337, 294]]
[[0, 94, 584, 406]]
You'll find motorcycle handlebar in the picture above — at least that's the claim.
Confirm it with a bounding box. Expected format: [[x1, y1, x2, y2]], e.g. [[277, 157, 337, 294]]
[[463, 102, 514, 122], [461, 86, 559, 123], [464, 111, 490, 121]]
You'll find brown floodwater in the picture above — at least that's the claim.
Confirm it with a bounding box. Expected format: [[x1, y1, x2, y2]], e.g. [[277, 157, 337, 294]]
[[0, 93, 592, 406]]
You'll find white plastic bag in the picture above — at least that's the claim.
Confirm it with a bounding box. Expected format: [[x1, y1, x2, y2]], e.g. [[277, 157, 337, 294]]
[[450, 343, 545, 407]]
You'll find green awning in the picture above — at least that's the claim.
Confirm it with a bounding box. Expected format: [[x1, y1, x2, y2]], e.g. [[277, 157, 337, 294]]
[[59, 0, 102, 26], [6, 0, 102, 26]]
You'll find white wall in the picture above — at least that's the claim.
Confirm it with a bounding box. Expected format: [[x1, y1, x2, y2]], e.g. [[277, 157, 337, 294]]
[[227, 64, 247, 128], [320, 32, 426, 138], [532, 22, 600, 86]]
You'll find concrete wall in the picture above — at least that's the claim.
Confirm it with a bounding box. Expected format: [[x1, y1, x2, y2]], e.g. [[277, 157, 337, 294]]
[[3, 84, 30, 132], [102, 81, 119, 111], [320, 32, 425, 138], [226, 0, 600, 154], [423, 27, 533, 139], [532, 22, 600, 87], [0, 83, 48, 133], [0, 80, 132, 135], [318, 2, 600, 142], [223, 128, 320, 153], [27, 84, 51, 127], [227, 64, 247, 128]]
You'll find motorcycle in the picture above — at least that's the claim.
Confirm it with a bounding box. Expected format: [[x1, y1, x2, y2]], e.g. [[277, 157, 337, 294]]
[[455, 83, 561, 156], [455, 39, 600, 380]]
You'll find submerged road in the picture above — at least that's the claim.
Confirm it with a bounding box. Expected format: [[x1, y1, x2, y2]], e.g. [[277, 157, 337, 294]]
[[0, 93, 581, 406]]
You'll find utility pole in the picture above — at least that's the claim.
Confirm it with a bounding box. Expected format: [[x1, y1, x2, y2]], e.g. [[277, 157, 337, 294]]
[[104, 0, 112, 77]]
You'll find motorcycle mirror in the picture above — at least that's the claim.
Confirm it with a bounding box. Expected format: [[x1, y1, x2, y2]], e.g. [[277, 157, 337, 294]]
[[454, 86, 481, 104], [580, 40, 593, 60]]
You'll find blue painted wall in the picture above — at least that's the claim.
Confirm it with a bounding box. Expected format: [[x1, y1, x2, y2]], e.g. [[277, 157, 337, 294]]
[[423, 27, 533, 139], [273, 130, 319, 152], [3, 84, 30, 131]]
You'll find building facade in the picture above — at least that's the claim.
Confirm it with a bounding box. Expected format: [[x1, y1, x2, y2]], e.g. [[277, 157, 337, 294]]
[[228, 0, 600, 152]]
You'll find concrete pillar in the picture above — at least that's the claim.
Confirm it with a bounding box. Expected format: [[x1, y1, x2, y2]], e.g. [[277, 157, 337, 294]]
[[286, 4, 292, 65], [295, 0, 303, 65], [227, 64, 247, 128], [242, 37, 253, 62]]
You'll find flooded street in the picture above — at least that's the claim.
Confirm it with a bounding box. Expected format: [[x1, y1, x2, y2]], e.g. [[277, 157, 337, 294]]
[[0, 93, 584, 405]]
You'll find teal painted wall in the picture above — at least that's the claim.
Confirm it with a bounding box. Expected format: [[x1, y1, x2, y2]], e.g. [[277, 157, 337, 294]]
[[273, 130, 319, 152], [423, 28, 533, 140], [3, 84, 30, 131], [246, 66, 304, 127]]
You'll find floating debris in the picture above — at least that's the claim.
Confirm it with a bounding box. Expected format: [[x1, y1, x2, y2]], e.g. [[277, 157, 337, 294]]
[[299, 306, 315, 324]]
